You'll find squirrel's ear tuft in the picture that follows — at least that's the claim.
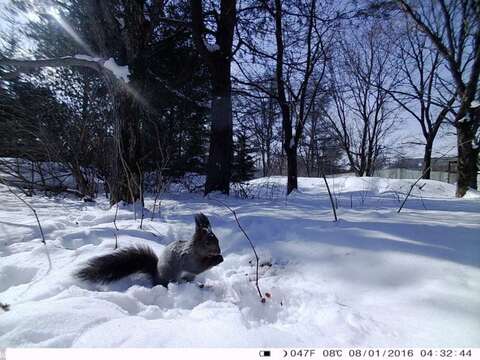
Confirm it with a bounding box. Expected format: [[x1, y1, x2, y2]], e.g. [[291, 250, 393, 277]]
[[195, 213, 210, 231]]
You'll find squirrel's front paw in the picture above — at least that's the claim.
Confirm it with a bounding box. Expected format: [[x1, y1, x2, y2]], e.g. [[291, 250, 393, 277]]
[[211, 254, 223, 266]]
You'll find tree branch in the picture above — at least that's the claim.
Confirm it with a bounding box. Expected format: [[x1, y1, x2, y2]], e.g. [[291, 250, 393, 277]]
[[208, 197, 265, 302]]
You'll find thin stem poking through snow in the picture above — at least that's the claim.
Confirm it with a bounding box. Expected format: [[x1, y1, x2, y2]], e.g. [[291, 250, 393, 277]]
[[113, 202, 119, 249], [321, 171, 338, 221], [0, 177, 52, 269], [397, 174, 427, 213], [397, 141, 468, 213], [209, 197, 264, 302]]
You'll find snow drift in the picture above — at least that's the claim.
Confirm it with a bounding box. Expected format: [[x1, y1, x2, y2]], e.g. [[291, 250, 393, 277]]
[[0, 177, 479, 347]]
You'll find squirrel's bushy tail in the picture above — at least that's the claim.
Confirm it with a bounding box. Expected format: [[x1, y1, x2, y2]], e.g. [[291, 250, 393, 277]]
[[75, 245, 159, 284]]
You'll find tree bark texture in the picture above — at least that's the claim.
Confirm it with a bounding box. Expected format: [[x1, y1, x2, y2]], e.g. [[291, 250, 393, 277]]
[[191, 0, 236, 195]]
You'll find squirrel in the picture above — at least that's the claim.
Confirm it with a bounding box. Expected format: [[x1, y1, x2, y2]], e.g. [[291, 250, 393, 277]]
[[75, 213, 223, 288]]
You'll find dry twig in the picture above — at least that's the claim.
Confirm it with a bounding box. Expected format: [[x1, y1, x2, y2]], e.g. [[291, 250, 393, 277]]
[[113, 202, 119, 249], [0, 177, 52, 269], [209, 197, 264, 302]]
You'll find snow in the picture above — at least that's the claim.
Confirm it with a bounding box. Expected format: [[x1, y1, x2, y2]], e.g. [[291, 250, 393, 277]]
[[103, 58, 130, 83], [471, 100, 480, 108], [204, 40, 220, 53], [73, 54, 101, 62], [0, 157, 75, 188], [72, 55, 130, 82], [0, 176, 479, 347], [115, 17, 125, 29]]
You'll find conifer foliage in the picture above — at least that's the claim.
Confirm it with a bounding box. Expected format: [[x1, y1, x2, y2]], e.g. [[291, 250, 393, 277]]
[[232, 130, 256, 183]]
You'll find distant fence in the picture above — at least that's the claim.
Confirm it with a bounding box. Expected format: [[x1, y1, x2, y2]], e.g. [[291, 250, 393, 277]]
[[257, 168, 476, 185], [374, 168, 480, 185]]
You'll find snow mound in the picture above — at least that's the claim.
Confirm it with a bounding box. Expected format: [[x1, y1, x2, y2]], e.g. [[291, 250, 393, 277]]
[[248, 176, 477, 200]]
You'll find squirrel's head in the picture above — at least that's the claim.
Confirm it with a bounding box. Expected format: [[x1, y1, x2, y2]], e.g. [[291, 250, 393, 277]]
[[193, 213, 221, 257]]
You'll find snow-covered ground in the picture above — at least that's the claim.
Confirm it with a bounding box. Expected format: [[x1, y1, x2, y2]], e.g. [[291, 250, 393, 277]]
[[0, 176, 479, 347]]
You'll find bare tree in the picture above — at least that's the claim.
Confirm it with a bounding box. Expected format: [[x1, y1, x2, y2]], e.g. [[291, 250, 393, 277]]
[[191, 0, 237, 195], [273, 0, 333, 193], [234, 0, 335, 194], [325, 21, 398, 176], [386, 21, 456, 179], [397, 0, 480, 196], [235, 76, 279, 177], [298, 97, 341, 177]]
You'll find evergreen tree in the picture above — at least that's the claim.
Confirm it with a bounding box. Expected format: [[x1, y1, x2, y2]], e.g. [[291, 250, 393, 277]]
[[232, 130, 256, 182], [1, 0, 212, 197]]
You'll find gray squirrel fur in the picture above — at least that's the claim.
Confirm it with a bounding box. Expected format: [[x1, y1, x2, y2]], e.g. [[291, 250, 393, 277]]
[[75, 213, 223, 287]]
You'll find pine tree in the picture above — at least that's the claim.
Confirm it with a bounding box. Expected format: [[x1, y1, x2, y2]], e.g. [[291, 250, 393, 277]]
[[232, 130, 256, 183]]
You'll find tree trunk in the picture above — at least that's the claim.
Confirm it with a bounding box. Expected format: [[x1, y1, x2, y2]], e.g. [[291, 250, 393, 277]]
[[261, 150, 267, 177], [108, 0, 149, 205], [190, 0, 236, 195], [205, 76, 233, 194], [456, 121, 478, 197], [286, 145, 298, 194], [71, 164, 92, 198], [356, 162, 366, 177], [422, 139, 433, 180], [273, 0, 298, 194], [110, 85, 142, 205]]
